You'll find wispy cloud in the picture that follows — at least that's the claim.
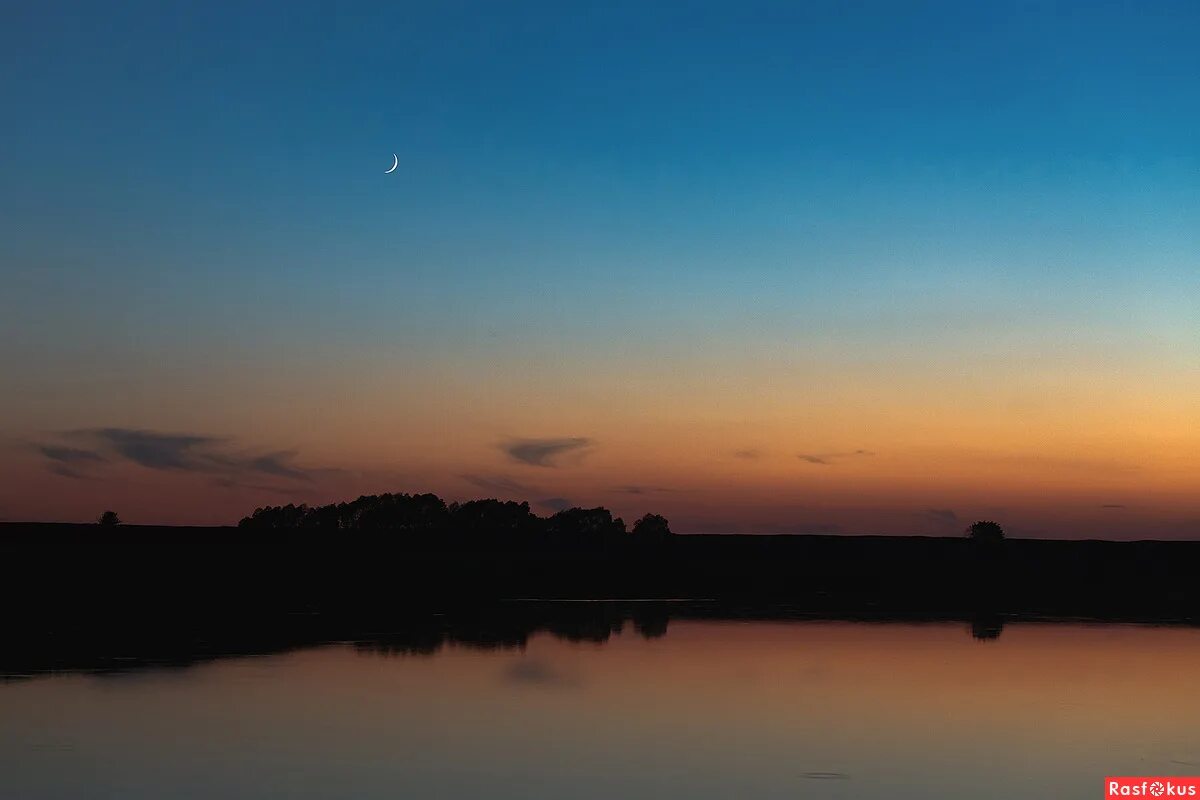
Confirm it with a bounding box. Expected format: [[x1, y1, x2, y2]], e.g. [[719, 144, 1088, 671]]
[[922, 508, 958, 524], [461, 473, 534, 495], [38, 444, 107, 479], [46, 463, 90, 480], [612, 485, 673, 495], [502, 437, 591, 467], [89, 428, 218, 471], [38, 428, 326, 485], [733, 449, 762, 460], [797, 449, 875, 466], [1100, 504, 1126, 509], [211, 477, 309, 495], [39, 445, 106, 465], [242, 452, 312, 481]]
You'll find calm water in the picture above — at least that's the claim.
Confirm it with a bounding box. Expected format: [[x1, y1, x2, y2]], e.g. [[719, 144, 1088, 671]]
[[3, 617, 1198, 799]]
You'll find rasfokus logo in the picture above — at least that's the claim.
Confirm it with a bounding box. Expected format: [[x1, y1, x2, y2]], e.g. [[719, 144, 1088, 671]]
[[1107, 777, 1200, 797]]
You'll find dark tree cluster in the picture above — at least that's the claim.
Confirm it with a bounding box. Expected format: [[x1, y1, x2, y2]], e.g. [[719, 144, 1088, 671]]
[[238, 492, 673, 541]]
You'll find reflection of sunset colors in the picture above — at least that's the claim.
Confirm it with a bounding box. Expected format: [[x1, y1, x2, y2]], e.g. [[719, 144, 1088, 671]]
[[1, 3, 1197, 535], [4, 621, 1199, 798]]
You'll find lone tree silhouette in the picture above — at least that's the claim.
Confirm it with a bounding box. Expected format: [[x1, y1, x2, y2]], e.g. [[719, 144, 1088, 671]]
[[966, 520, 1004, 542], [97, 510, 122, 526]]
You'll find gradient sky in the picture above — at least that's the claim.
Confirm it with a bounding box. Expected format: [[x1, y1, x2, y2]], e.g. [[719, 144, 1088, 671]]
[[2, 1, 1197, 535]]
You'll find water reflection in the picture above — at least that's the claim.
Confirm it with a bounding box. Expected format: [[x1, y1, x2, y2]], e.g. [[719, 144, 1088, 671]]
[[2, 609, 1200, 800], [11, 600, 1194, 680], [0, 602, 1023, 679], [971, 612, 1006, 641]]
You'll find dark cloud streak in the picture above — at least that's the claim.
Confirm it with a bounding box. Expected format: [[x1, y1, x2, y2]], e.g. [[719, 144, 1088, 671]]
[[502, 437, 591, 467], [40, 445, 106, 464], [612, 485, 673, 495], [797, 449, 875, 466], [38, 428, 323, 485], [39, 444, 106, 479], [92, 428, 220, 470]]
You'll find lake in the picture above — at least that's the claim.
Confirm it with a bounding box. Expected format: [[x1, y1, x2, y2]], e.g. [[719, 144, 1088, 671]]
[[2, 611, 1197, 799]]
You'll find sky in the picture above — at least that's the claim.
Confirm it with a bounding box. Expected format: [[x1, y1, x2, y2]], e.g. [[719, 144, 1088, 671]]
[[1, 1, 1197, 536]]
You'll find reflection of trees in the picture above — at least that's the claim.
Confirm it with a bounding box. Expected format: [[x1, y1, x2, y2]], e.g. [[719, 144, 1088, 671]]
[[970, 613, 1005, 641], [632, 603, 670, 639], [4, 604, 1035, 680], [353, 603, 670, 659]]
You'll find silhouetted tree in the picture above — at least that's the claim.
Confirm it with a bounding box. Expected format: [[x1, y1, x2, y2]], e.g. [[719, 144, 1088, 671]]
[[546, 507, 626, 538], [353, 492, 448, 531], [448, 499, 539, 538], [239, 503, 309, 529], [239, 493, 453, 532], [298, 502, 341, 530], [97, 510, 121, 526], [632, 513, 673, 539], [237, 491, 667, 549], [966, 520, 1004, 542]]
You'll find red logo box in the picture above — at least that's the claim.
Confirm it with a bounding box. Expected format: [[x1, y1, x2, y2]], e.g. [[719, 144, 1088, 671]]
[[1106, 777, 1200, 797]]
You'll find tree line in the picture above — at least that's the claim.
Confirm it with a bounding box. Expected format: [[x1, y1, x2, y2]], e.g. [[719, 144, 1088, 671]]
[[238, 492, 673, 539]]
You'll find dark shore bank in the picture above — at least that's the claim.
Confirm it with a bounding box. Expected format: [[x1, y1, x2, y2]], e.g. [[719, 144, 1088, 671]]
[[3, 522, 1198, 619]]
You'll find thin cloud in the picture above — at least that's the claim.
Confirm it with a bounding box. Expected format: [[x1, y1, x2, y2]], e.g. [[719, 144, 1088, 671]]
[[39, 444, 107, 479], [211, 477, 309, 495], [797, 449, 875, 466], [922, 508, 958, 524], [537, 497, 573, 512], [243, 452, 312, 482], [612, 485, 673, 495], [47, 462, 90, 480], [502, 437, 591, 468], [38, 427, 325, 484], [39, 445, 106, 465], [733, 449, 762, 460], [90, 428, 219, 470], [461, 474, 534, 495], [1100, 504, 1126, 509]]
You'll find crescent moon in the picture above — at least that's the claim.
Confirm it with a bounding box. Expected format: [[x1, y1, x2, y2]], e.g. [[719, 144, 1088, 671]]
[[384, 153, 398, 174]]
